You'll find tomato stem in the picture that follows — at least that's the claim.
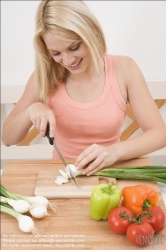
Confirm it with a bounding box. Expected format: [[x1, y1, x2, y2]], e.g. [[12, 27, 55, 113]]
[[142, 200, 151, 210], [141, 210, 153, 218], [127, 211, 153, 225], [118, 211, 131, 219], [128, 216, 142, 225]]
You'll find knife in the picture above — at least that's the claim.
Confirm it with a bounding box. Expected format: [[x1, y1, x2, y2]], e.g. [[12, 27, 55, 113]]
[[45, 125, 80, 189]]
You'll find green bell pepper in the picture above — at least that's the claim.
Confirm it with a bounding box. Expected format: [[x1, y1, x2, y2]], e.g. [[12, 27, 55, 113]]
[[90, 183, 121, 220]]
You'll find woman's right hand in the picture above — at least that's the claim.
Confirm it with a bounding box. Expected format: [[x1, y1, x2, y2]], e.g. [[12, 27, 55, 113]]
[[29, 102, 56, 137]]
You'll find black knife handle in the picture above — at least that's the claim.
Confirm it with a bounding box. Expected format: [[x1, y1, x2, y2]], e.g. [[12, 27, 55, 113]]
[[45, 125, 54, 145]]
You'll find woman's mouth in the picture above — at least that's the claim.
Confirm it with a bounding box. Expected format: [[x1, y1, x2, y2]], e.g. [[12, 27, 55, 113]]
[[68, 58, 83, 70]]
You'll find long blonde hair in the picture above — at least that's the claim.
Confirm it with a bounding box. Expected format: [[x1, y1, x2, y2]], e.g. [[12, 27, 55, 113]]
[[34, 0, 107, 102]]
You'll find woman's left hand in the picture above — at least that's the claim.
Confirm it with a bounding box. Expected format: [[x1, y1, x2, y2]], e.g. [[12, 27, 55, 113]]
[[75, 144, 118, 176]]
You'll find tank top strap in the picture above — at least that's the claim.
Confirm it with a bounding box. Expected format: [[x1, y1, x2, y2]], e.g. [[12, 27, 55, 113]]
[[104, 54, 126, 112]]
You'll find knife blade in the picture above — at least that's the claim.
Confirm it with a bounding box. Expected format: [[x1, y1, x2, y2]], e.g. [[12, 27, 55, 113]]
[[45, 126, 80, 189]]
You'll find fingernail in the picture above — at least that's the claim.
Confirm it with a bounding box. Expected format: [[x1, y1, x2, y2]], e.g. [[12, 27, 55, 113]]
[[82, 171, 85, 175]]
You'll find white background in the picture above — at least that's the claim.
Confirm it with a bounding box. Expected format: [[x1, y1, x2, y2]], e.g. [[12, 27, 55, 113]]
[[1, 1, 166, 85]]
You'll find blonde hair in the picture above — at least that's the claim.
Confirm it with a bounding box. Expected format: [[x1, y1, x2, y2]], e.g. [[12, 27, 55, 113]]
[[34, 0, 107, 102]]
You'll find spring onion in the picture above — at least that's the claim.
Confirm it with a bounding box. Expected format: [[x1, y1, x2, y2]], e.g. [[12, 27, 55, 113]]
[[0, 184, 58, 213], [29, 204, 50, 219], [57, 176, 69, 184], [1, 196, 30, 213], [55, 179, 63, 185], [94, 166, 166, 184], [54, 164, 82, 185], [1, 203, 38, 234], [67, 164, 82, 177], [0, 201, 13, 209], [59, 169, 69, 179], [61, 165, 166, 184]]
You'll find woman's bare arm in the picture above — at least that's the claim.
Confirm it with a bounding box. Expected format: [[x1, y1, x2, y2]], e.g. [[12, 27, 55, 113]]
[[2, 73, 38, 145], [2, 72, 56, 146], [114, 56, 166, 160], [76, 56, 166, 175]]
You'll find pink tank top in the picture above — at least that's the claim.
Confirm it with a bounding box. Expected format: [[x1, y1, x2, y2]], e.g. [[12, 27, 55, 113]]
[[47, 54, 126, 159]]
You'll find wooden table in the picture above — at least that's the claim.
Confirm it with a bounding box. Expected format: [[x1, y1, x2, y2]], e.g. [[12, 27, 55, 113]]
[[1, 158, 166, 250]]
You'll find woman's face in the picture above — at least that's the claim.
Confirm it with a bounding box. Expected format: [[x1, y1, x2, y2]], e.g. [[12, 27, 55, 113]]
[[43, 32, 91, 75]]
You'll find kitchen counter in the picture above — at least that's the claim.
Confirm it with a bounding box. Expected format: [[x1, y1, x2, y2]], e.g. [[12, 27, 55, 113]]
[[1, 158, 166, 250]]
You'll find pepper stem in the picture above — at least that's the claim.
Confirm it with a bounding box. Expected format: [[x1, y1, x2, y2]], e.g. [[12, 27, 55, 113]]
[[101, 183, 114, 195]]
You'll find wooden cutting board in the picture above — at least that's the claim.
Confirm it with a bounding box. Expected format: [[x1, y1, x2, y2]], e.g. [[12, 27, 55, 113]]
[[34, 157, 153, 198], [34, 169, 116, 198]]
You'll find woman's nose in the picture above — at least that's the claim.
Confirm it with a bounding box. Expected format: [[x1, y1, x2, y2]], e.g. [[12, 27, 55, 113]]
[[61, 54, 75, 66]]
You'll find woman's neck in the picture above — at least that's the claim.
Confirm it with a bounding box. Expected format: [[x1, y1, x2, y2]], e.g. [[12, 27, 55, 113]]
[[64, 62, 105, 102], [67, 60, 105, 84]]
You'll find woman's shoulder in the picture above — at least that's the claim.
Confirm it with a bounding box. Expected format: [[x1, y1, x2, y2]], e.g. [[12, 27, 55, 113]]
[[105, 54, 134, 75], [113, 55, 137, 69], [22, 72, 39, 102], [108, 54, 145, 102], [112, 55, 142, 82]]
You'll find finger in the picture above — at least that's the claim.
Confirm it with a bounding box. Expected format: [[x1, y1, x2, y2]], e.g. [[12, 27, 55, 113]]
[[76, 150, 98, 170], [49, 117, 56, 138], [86, 160, 105, 176], [40, 118, 48, 137], [75, 144, 97, 167], [35, 118, 41, 132], [83, 157, 104, 175]]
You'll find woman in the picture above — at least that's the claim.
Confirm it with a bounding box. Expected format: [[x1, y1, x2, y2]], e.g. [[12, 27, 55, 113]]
[[2, 0, 166, 176]]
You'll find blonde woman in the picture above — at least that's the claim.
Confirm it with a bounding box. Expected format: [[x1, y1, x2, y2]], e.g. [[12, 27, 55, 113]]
[[2, 0, 166, 175]]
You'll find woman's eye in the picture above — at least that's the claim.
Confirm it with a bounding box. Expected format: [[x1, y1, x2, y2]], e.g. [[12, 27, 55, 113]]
[[70, 43, 81, 51], [53, 52, 60, 57], [51, 43, 81, 56]]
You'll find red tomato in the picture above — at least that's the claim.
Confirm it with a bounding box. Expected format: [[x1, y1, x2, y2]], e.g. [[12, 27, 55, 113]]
[[126, 222, 154, 247], [142, 206, 166, 233], [108, 206, 134, 234]]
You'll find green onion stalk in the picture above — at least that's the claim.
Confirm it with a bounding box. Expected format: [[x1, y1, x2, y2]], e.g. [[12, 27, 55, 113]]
[[0, 184, 57, 213], [94, 166, 166, 184]]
